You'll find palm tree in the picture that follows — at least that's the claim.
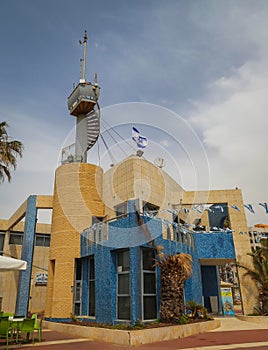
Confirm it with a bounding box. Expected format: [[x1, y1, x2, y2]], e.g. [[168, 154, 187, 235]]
[[237, 238, 268, 315], [0, 121, 23, 182], [155, 246, 193, 322]]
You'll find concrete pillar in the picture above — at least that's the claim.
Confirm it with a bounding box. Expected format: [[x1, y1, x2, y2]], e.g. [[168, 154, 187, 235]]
[[15, 195, 37, 316]]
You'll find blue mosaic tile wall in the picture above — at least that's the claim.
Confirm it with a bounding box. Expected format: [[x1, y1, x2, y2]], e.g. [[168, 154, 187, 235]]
[[194, 232, 235, 259], [79, 200, 235, 324]]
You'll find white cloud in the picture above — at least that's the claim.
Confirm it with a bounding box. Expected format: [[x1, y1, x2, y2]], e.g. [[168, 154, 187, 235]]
[[190, 58, 268, 225]]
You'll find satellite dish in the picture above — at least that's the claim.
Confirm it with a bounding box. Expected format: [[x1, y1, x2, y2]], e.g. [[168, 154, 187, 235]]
[[154, 157, 166, 168]]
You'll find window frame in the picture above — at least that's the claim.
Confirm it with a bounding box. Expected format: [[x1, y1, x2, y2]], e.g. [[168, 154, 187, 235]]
[[142, 201, 159, 213], [141, 248, 157, 321], [9, 231, 23, 245], [88, 256, 95, 317], [34, 234, 50, 247], [116, 249, 131, 321], [73, 259, 82, 316]]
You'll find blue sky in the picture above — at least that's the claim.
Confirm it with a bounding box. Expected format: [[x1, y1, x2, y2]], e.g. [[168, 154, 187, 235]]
[[1, 0, 268, 226]]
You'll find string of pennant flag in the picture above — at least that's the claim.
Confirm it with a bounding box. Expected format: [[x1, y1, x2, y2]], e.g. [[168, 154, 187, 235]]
[[169, 202, 268, 215], [142, 208, 268, 239]]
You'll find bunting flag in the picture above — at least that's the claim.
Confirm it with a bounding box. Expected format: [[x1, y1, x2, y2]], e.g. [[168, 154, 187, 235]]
[[132, 126, 148, 148], [146, 201, 268, 222], [244, 204, 255, 214], [259, 202, 268, 213], [204, 205, 213, 212], [193, 205, 204, 214], [214, 205, 224, 212], [230, 205, 240, 212]]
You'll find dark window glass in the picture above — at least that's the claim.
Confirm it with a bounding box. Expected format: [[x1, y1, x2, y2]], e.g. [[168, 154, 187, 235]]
[[142, 248, 157, 320], [35, 234, 50, 247], [74, 282, 81, 302], [143, 296, 157, 320], [117, 250, 130, 272], [88, 281, 95, 316], [74, 303, 80, 316], [117, 249, 130, 320], [142, 202, 159, 213], [88, 257, 95, 317], [89, 258, 95, 279], [0, 234, 5, 252], [144, 273, 156, 294], [118, 274, 129, 294], [142, 249, 155, 271], [92, 216, 103, 225], [117, 296, 130, 320], [9, 233, 23, 245], [75, 259, 82, 280]]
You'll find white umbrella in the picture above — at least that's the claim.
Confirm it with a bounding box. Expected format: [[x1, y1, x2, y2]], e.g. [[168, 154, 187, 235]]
[[0, 255, 27, 271]]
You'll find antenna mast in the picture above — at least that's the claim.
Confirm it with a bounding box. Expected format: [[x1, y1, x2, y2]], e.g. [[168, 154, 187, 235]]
[[67, 30, 100, 163], [80, 30, 87, 82]]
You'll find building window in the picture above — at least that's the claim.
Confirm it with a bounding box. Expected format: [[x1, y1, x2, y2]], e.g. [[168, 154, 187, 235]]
[[0, 233, 5, 254], [9, 232, 23, 245], [142, 201, 159, 213], [142, 248, 157, 320], [73, 259, 82, 316], [117, 250, 130, 320], [88, 256, 95, 317], [35, 234, 50, 247], [115, 202, 128, 218]]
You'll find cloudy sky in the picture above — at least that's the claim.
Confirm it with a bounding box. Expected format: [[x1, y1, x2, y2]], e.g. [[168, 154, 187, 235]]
[[0, 0, 267, 226]]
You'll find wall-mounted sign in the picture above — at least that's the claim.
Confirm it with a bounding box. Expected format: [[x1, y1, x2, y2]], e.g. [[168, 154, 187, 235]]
[[36, 273, 48, 285]]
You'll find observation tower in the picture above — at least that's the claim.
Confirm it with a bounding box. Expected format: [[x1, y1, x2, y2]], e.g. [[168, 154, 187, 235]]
[[67, 30, 100, 162]]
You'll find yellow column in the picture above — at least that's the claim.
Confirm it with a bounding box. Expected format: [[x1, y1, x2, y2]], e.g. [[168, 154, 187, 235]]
[[45, 163, 104, 318]]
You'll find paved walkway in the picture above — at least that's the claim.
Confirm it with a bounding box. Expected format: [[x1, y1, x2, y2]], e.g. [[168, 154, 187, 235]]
[[2, 317, 268, 350]]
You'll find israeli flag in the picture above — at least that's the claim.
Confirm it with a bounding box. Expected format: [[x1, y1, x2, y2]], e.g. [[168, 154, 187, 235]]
[[132, 126, 148, 148], [259, 202, 268, 213]]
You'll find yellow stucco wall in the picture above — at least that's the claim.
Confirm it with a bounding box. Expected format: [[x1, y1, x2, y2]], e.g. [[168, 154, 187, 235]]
[[0, 230, 50, 314], [103, 155, 184, 219], [45, 162, 104, 318]]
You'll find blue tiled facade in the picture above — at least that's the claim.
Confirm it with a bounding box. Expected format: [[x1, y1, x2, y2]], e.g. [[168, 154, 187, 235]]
[[78, 200, 236, 325], [15, 195, 37, 317]]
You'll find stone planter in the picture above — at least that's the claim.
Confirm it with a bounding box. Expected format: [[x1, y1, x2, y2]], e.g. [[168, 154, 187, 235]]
[[236, 315, 268, 326], [43, 319, 220, 346]]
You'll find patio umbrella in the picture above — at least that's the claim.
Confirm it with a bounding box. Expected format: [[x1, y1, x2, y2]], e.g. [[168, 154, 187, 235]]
[[0, 255, 27, 271]]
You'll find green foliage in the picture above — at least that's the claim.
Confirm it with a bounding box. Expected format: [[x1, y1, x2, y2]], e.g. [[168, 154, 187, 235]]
[[0, 121, 23, 183], [111, 323, 133, 330], [177, 315, 188, 324], [185, 300, 211, 319]]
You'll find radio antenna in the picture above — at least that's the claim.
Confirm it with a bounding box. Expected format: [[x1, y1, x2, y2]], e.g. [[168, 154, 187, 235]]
[[79, 30, 87, 82]]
